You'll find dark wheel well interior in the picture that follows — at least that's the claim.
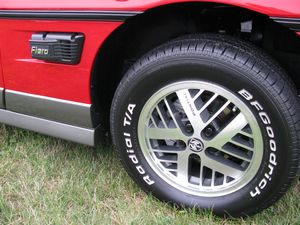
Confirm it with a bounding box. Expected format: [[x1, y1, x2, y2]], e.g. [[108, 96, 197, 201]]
[[90, 2, 300, 130]]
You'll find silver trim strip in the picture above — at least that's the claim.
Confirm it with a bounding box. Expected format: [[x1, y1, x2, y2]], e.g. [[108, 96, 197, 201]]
[[5, 90, 93, 128], [0, 87, 4, 108], [0, 109, 98, 146]]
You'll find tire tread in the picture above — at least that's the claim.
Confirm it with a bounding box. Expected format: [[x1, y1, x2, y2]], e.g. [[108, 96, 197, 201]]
[[111, 33, 300, 216]]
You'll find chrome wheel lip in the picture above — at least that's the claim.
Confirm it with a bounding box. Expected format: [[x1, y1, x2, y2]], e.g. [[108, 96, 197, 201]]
[[138, 81, 263, 197]]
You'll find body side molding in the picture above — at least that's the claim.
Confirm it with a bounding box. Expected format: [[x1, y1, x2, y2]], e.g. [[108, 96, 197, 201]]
[[0, 10, 142, 21], [5, 90, 94, 128], [0, 88, 4, 108], [0, 109, 98, 146]]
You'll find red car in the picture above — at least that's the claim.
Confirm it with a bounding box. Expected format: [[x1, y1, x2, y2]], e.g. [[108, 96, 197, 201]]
[[0, 0, 299, 217]]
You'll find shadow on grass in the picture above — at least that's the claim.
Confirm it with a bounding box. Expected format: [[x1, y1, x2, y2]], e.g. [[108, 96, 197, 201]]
[[0, 124, 299, 224]]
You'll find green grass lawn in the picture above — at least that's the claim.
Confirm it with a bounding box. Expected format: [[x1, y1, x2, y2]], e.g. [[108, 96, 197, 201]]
[[0, 124, 299, 225]]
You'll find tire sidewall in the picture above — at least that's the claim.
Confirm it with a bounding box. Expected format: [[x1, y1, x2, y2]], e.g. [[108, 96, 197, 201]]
[[112, 55, 292, 215]]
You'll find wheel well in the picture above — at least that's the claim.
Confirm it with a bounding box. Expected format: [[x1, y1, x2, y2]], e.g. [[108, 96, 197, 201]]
[[90, 2, 300, 130]]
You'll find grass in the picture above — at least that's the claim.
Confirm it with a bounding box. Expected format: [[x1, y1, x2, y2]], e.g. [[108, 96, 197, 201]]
[[0, 124, 299, 225]]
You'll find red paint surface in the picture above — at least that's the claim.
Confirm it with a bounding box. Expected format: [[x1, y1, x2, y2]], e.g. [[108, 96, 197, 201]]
[[1, 0, 300, 18], [0, 0, 299, 103], [0, 20, 121, 103], [0, 51, 4, 88]]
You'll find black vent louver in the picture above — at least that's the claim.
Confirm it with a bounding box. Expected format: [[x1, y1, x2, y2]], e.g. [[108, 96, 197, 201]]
[[30, 32, 84, 65]]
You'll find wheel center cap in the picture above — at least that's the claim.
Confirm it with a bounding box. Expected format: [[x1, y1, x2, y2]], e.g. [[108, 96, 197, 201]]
[[188, 138, 204, 152]]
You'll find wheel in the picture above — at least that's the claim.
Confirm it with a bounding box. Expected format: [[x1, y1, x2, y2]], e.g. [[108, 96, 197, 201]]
[[110, 34, 300, 217]]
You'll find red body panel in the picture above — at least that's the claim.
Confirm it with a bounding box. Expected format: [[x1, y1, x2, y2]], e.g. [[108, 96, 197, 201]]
[[0, 0, 299, 104], [0, 51, 4, 88], [0, 20, 121, 103], [1, 0, 300, 18]]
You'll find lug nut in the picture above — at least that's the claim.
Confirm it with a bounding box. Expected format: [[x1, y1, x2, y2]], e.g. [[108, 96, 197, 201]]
[[204, 126, 214, 137], [185, 123, 193, 133]]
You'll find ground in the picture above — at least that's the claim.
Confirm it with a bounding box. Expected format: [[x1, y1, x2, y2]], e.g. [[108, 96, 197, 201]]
[[0, 124, 299, 224]]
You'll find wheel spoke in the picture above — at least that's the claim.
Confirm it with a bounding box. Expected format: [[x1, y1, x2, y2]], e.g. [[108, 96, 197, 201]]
[[192, 89, 205, 101], [158, 158, 177, 163], [164, 98, 181, 128], [176, 151, 190, 183], [216, 147, 251, 162], [201, 154, 244, 179], [198, 93, 218, 114], [230, 140, 254, 152], [151, 148, 183, 154], [150, 115, 158, 127], [147, 127, 188, 142], [138, 81, 263, 196], [203, 100, 231, 126], [199, 164, 204, 186], [208, 113, 248, 149], [239, 130, 253, 138], [176, 89, 204, 131], [155, 106, 168, 128]]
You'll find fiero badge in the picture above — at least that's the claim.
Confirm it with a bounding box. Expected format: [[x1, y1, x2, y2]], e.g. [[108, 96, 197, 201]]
[[29, 32, 84, 64], [31, 45, 50, 56]]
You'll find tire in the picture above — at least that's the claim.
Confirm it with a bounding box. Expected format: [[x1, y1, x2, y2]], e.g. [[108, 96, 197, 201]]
[[110, 34, 300, 217]]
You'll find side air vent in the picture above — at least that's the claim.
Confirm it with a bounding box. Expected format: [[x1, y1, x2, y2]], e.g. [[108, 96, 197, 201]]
[[30, 32, 84, 65]]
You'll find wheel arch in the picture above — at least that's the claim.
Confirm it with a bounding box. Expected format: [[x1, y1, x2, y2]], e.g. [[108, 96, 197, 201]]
[[90, 1, 300, 130]]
